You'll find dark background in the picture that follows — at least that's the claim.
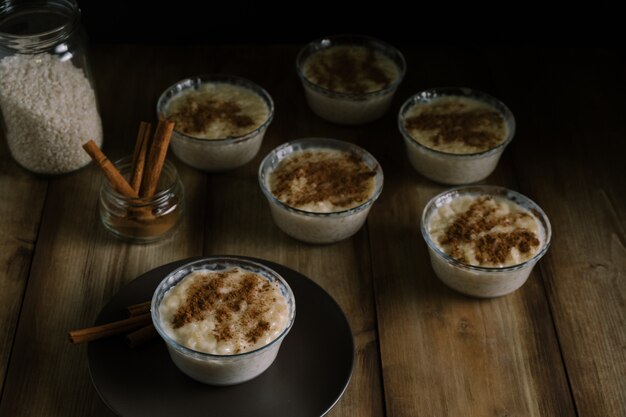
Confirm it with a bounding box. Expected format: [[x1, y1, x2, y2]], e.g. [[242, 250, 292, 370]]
[[77, 1, 387, 44], [75, 1, 614, 46]]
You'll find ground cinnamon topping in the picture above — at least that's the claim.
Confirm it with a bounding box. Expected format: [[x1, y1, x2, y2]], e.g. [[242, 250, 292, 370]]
[[246, 320, 270, 345], [404, 101, 506, 149], [306, 46, 393, 93], [270, 150, 377, 209], [439, 197, 540, 265], [168, 97, 255, 136], [171, 269, 277, 349]]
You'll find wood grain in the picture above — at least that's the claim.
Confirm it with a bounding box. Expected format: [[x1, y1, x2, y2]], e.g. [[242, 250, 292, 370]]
[[0, 137, 48, 396], [492, 48, 626, 417], [0, 46, 206, 417], [365, 48, 576, 416], [201, 45, 384, 417], [0, 45, 623, 417]]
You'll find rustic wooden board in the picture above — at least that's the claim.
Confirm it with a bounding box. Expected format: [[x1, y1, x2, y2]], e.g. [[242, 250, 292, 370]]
[[0, 137, 48, 395], [0, 46, 206, 416], [0, 44, 385, 417], [365, 48, 577, 416], [201, 45, 385, 417], [1, 44, 623, 417], [493, 49, 626, 417]]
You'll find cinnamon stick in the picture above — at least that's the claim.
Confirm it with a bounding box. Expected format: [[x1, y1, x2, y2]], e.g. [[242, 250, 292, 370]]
[[126, 301, 151, 317], [126, 324, 158, 348], [140, 120, 175, 198], [130, 122, 152, 193], [68, 313, 151, 344], [83, 140, 138, 198]]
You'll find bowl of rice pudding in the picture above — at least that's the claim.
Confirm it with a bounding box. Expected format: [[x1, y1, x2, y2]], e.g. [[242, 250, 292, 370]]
[[399, 87, 515, 184], [157, 75, 274, 171], [296, 35, 406, 125], [151, 257, 295, 385], [421, 186, 551, 298], [259, 138, 383, 244]]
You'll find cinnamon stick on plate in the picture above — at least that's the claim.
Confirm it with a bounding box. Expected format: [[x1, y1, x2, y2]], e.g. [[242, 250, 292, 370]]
[[82, 140, 138, 198], [130, 122, 152, 193], [126, 301, 151, 317], [68, 313, 151, 344], [140, 119, 175, 198], [126, 324, 158, 348]]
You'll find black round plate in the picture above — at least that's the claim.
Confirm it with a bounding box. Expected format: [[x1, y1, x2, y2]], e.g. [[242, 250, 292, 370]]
[[88, 257, 354, 417]]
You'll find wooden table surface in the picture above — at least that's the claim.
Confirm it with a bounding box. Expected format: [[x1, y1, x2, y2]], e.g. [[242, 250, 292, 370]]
[[0, 45, 624, 417]]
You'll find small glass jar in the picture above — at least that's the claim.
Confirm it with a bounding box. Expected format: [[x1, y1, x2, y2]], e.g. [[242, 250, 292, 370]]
[[0, 0, 103, 175], [99, 157, 184, 243]]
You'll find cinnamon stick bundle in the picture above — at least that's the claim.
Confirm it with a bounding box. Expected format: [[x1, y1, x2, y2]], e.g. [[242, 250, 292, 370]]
[[82, 140, 138, 197], [83, 119, 174, 200], [130, 122, 152, 193], [140, 119, 175, 198]]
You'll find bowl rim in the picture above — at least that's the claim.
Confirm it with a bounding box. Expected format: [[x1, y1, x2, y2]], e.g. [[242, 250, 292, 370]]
[[398, 87, 516, 158], [100, 156, 180, 206], [151, 256, 296, 360], [258, 137, 384, 218], [156, 74, 274, 145], [295, 34, 407, 100], [420, 185, 552, 273]]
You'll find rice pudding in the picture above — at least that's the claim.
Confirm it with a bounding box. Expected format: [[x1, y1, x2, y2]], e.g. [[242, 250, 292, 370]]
[[428, 195, 543, 267], [297, 35, 405, 125], [157, 75, 274, 171], [421, 186, 551, 297], [302, 45, 400, 95], [152, 258, 295, 385], [259, 138, 383, 244], [165, 83, 269, 139], [403, 96, 508, 154], [399, 88, 515, 185], [269, 149, 376, 213], [159, 268, 290, 355]]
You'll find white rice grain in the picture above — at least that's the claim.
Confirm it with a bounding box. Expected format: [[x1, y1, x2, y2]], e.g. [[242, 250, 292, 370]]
[[0, 53, 102, 174]]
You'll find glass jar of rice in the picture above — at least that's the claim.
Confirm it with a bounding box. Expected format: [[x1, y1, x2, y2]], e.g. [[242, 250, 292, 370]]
[[0, 0, 102, 175]]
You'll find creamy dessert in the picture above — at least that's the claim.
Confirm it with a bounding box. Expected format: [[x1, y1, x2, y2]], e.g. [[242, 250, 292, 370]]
[[301, 45, 400, 95], [159, 268, 290, 355], [165, 83, 270, 139], [152, 258, 295, 385], [259, 138, 383, 244], [421, 187, 551, 297], [268, 149, 377, 213], [399, 89, 515, 185], [403, 96, 508, 154], [297, 36, 405, 125], [157, 75, 274, 171], [427, 195, 543, 267]]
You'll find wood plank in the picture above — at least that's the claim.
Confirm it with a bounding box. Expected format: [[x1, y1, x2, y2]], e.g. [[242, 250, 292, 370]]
[[202, 45, 385, 417], [0, 43, 385, 417], [493, 48, 626, 417], [0, 45, 206, 416], [3, 43, 622, 417], [366, 48, 576, 416], [0, 134, 48, 395]]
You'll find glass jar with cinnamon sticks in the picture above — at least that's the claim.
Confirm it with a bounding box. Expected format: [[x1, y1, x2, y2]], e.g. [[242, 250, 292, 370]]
[[85, 120, 184, 243], [99, 157, 183, 242]]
